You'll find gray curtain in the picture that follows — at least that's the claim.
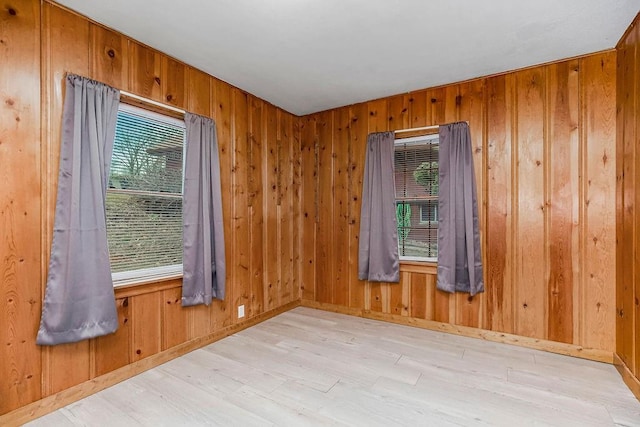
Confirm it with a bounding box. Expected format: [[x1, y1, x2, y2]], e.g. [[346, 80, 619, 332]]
[[182, 113, 226, 306], [437, 122, 484, 296], [37, 75, 120, 345], [358, 131, 400, 283]]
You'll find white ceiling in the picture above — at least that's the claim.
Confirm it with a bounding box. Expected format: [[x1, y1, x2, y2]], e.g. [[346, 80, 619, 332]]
[[57, 0, 639, 116]]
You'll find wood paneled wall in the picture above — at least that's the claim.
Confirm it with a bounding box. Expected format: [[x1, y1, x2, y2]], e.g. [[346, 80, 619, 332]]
[[0, 0, 300, 415], [616, 12, 640, 394], [301, 51, 617, 353]]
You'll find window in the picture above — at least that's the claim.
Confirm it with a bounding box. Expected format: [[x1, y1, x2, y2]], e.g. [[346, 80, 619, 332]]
[[419, 201, 438, 224], [106, 103, 185, 286], [394, 134, 439, 261]]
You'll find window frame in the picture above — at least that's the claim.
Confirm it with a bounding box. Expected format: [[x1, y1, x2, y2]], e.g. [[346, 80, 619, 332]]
[[108, 102, 186, 288], [394, 133, 439, 263]]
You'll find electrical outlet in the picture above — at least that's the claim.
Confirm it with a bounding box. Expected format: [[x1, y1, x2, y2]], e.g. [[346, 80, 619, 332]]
[[238, 305, 245, 318]]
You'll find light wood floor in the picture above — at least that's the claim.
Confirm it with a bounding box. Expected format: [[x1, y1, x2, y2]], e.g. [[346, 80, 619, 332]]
[[27, 307, 640, 426]]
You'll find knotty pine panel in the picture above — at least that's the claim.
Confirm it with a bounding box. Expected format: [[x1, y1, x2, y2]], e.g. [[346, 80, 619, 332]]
[[619, 30, 636, 371], [616, 13, 640, 382], [316, 110, 335, 304], [615, 37, 626, 373], [161, 56, 187, 109], [130, 292, 162, 362], [94, 297, 131, 376], [128, 42, 162, 102], [163, 287, 188, 349], [485, 74, 515, 334], [292, 116, 302, 303], [409, 90, 428, 128], [514, 67, 547, 339], [300, 116, 317, 302], [264, 104, 280, 309], [333, 107, 351, 307], [89, 24, 128, 90], [248, 96, 265, 314], [634, 21, 640, 380], [546, 60, 579, 344], [187, 67, 210, 116], [581, 52, 617, 351], [0, 0, 41, 412], [280, 112, 295, 305], [231, 89, 251, 319]]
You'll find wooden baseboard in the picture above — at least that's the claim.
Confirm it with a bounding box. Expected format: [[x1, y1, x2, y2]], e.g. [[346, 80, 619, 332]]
[[614, 353, 640, 401], [301, 300, 614, 364], [0, 300, 300, 426]]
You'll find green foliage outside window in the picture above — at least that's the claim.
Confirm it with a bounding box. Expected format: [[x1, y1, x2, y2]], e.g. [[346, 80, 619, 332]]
[[413, 161, 439, 194], [396, 202, 411, 241]]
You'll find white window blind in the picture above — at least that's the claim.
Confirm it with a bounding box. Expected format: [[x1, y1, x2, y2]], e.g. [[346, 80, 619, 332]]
[[106, 103, 185, 285], [394, 134, 439, 261]]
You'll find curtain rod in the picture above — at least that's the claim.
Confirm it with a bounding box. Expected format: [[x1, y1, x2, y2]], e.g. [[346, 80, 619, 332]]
[[394, 124, 439, 134], [120, 90, 186, 115]]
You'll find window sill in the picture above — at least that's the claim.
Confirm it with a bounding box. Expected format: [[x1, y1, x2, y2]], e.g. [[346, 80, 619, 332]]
[[400, 260, 437, 275]]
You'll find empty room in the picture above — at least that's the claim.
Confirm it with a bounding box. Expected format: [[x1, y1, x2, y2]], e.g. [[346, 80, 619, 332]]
[[2, 0, 640, 425]]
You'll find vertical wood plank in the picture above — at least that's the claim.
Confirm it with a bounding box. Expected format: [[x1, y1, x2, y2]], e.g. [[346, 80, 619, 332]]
[[409, 90, 428, 128], [163, 287, 188, 349], [425, 273, 437, 320], [301, 116, 317, 301], [515, 67, 547, 339], [264, 104, 279, 309], [248, 96, 265, 315], [0, 0, 41, 412], [618, 25, 638, 370], [161, 56, 187, 109], [582, 52, 617, 352], [615, 31, 628, 368], [94, 297, 130, 376], [292, 116, 302, 302], [316, 110, 334, 304], [389, 272, 408, 316], [280, 111, 294, 305], [232, 89, 250, 320], [333, 107, 351, 307], [187, 67, 211, 116], [128, 42, 161, 101], [410, 273, 427, 319], [130, 292, 162, 362], [486, 74, 515, 334], [634, 23, 640, 378], [546, 60, 579, 344], [89, 24, 128, 89]]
